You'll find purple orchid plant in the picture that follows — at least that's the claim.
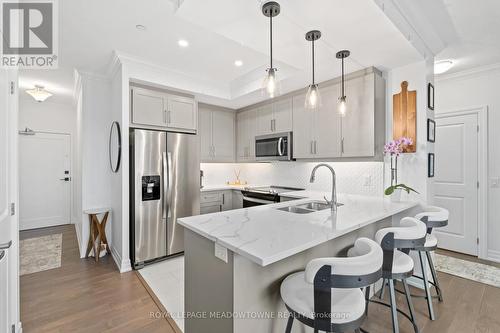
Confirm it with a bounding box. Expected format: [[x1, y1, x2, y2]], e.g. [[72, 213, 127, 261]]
[[384, 137, 419, 196]]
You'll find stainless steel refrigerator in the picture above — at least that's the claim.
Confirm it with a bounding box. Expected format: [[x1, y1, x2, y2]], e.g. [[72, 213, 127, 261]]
[[130, 129, 200, 269]]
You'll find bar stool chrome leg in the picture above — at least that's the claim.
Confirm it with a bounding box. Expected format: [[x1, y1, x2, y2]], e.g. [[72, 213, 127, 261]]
[[418, 251, 435, 320], [402, 279, 419, 333], [426, 251, 443, 302], [388, 280, 399, 333]]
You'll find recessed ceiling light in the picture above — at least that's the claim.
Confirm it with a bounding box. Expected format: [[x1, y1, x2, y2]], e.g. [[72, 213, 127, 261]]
[[435, 60, 454, 75], [135, 24, 146, 31], [234, 60, 243, 67], [178, 39, 189, 48]]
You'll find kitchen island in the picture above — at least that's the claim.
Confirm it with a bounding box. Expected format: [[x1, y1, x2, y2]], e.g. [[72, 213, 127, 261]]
[[178, 192, 419, 333]]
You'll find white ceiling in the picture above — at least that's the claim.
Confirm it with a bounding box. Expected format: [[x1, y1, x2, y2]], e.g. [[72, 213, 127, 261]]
[[436, 0, 500, 75], [19, 0, 427, 108]]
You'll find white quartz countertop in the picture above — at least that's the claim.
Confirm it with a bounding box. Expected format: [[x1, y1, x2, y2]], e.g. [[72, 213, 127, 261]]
[[179, 191, 419, 267], [200, 184, 268, 192]]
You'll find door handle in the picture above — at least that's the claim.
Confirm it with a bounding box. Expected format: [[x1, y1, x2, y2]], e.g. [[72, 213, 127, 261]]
[[0, 240, 12, 250], [59, 177, 71, 181], [162, 152, 168, 220]]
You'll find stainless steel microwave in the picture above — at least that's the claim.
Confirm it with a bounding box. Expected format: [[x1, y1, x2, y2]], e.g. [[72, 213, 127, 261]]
[[255, 132, 293, 161]]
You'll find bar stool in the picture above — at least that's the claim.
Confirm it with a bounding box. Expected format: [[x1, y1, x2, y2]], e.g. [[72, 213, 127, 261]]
[[280, 238, 383, 333], [368, 217, 427, 333], [410, 206, 449, 320]]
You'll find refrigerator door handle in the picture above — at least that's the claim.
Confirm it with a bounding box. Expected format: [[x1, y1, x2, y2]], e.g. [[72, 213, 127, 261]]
[[166, 152, 173, 217], [162, 152, 168, 220]]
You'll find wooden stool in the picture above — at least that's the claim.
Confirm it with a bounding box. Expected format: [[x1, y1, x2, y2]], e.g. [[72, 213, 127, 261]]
[[84, 208, 111, 262]]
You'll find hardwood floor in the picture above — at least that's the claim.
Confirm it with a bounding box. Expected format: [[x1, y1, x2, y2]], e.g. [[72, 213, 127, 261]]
[[362, 251, 500, 333], [20, 226, 500, 333], [20, 224, 176, 333]]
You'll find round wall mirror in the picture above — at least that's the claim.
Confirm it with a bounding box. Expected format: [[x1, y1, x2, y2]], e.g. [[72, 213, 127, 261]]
[[109, 121, 121, 173]]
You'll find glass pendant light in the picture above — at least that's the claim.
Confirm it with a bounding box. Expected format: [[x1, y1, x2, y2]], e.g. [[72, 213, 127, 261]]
[[336, 50, 350, 117], [305, 30, 321, 110], [262, 1, 280, 98]]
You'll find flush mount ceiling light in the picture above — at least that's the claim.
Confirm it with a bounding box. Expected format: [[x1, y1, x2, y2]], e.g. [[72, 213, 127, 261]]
[[234, 60, 243, 67], [261, 1, 280, 98], [26, 85, 52, 102], [304, 30, 322, 110], [178, 39, 189, 47], [135, 24, 146, 31], [336, 50, 350, 117], [434, 60, 454, 74]]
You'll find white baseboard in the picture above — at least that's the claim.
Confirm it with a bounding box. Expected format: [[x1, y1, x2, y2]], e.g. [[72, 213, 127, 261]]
[[74, 223, 83, 258], [111, 245, 132, 273], [487, 250, 500, 263]]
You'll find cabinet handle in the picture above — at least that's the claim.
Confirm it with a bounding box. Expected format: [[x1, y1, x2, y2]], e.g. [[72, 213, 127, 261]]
[[314, 140, 317, 154], [341, 138, 345, 154], [168, 110, 172, 124], [272, 119, 276, 132], [222, 193, 225, 205], [310, 141, 314, 154]]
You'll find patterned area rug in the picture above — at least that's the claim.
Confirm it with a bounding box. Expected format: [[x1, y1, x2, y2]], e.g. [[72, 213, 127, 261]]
[[20, 233, 62, 276], [434, 253, 500, 288]]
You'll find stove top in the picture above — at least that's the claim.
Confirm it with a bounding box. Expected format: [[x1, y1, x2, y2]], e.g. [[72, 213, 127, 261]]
[[243, 186, 304, 195]]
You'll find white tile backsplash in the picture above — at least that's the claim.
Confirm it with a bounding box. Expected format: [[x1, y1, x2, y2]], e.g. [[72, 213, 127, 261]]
[[201, 161, 384, 197]]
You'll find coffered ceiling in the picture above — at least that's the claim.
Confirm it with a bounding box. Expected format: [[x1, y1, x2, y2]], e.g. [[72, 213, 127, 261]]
[[18, 0, 427, 107]]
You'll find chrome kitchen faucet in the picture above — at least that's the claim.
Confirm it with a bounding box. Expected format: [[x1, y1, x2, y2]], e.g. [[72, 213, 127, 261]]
[[309, 164, 338, 211]]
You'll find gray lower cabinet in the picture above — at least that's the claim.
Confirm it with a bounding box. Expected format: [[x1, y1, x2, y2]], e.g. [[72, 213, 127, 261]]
[[200, 190, 237, 214], [232, 190, 243, 209]]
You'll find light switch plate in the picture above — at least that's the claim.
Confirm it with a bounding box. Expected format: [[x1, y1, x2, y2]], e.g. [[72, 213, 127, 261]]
[[214, 243, 228, 263], [491, 177, 500, 188]]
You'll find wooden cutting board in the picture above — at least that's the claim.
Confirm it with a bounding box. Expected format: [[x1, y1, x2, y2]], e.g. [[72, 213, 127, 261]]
[[393, 81, 416, 153]]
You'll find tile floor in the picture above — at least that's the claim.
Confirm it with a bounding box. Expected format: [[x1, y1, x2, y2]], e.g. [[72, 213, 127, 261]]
[[138, 256, 185, 331]]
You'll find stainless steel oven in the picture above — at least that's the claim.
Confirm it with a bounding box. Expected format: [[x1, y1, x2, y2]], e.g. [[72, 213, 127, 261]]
[[255, 132, 293, 161], [241, 186, 303, 208]]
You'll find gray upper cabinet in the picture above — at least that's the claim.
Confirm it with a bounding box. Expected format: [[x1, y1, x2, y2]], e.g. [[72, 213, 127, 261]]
[[256, 98, 293, 136], [199, 104, 235, 163], [292, 87, 342, 159], [236, 108, 257, 162], [292, 69, 384, 160], [131, 87, 198, 133]]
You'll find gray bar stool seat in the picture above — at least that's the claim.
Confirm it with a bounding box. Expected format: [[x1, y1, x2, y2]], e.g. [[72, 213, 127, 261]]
[[280, 238, 383, 333], [368, 217, 427, 333], [409, 205, 449, 320]]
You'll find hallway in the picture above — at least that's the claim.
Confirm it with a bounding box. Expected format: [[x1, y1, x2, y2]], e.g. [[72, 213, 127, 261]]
[[20, 225, 177, 333]]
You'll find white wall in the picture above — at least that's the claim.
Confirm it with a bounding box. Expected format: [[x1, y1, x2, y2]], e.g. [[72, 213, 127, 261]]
[[436, 65, 500, 261], [18, 98, 78, 223], [201, 162, 385, 197], [384, 59, 434, 203], [76, 72, 114, 258]]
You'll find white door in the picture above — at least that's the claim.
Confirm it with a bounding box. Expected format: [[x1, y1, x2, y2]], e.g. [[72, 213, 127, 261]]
[[0, 69, 19, 333], [212, 110, 235, 162], [433, 113, 479, 255], [19, 132, 71, 230]]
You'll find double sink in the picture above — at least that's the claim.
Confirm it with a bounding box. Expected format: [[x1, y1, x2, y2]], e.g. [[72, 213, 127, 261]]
[[276, 201, 344, 214]]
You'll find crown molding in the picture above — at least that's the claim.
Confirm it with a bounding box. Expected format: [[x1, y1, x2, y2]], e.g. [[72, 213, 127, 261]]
[[436, 62, 500, 82]]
